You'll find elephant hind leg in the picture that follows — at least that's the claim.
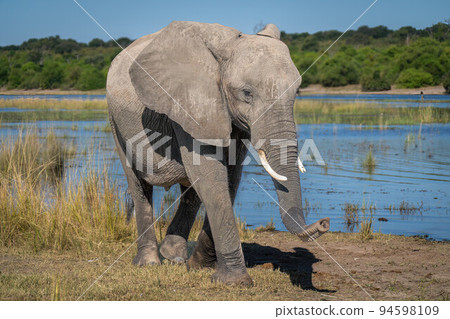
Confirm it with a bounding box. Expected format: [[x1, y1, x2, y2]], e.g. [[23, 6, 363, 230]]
[[186, 215, 217, 270], [128, 178, 160, 266], [160, 185, 201, 263]]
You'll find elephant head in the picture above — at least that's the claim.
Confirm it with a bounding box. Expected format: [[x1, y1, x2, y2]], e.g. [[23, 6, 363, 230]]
[[130, 21, 330, 241]]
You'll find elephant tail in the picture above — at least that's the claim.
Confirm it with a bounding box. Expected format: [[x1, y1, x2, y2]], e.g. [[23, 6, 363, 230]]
[[125, 190, 134, 224]]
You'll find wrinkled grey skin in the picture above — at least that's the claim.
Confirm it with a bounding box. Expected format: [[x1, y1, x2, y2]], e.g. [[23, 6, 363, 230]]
[[107, 21, 330, 285]]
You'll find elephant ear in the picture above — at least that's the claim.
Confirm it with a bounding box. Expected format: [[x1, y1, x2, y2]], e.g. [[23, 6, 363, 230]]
[[257, 24, 280, 39], [130, 21, 239, 146]]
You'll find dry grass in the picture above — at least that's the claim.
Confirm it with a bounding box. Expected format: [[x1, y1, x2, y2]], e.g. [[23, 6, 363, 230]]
[[0, 128, 76, 182], [0, 130, 251, 254], [0, 98, 107, 110], [343, 203, 359, 232], [255, 217, 276, 232], [359, 201, 375, 241], [294, 100, 449, 125], [1, 231, 448, 301]]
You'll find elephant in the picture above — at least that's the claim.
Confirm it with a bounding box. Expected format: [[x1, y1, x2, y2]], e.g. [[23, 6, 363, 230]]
[[106, 21, 330, 286]]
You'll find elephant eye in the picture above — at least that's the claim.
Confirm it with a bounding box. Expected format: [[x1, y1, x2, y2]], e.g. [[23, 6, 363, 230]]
[[242, 89, 253, 104]]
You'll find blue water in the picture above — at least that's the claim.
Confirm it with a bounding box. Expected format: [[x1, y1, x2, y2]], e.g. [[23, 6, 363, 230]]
[[1, 120, 448, 241]]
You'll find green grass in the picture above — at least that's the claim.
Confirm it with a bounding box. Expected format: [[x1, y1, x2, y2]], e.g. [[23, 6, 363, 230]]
[[294, 100, 449, 125], [84, 123, 112, 133]]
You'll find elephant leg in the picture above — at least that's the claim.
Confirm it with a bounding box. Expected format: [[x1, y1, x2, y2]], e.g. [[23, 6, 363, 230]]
[[175, 126, 252, 286], [160, 185, 201, 263], [187, 130, 248, 270], [186, 214, 216, 270], [128, 176, 160, 266], [108, 118, 160, 266]]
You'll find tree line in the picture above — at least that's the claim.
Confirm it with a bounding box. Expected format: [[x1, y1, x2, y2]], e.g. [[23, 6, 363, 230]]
[[0, 22, 448, 92]]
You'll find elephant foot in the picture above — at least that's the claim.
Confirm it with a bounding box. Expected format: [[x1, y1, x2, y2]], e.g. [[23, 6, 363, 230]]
[[186, 230, 217, 270], [132, 245, 161, 266], [211, 269, 253, 287], [160, 234, 188, 264]]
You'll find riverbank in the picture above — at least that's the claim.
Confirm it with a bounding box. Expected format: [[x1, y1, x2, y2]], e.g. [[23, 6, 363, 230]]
[[300, 84, 447, 95], [0, 85, 447, 97], [0, 231, 448, 301], [1, 97, 448, 124]]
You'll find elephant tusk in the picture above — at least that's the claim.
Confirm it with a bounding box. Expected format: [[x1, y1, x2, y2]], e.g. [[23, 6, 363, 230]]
[[258, 150, 287, 182], [297, 157, 306, 173]]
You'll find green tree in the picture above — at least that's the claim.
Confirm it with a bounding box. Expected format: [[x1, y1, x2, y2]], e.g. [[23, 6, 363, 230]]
[[361, 70, 390, 91], [0, 58, 10, 86], [75, 66, 106, 90], [395, 68, 434, 88], [319, 53, 359, 87], [41, 59, 64, 89], [20, 62, 41, 89]]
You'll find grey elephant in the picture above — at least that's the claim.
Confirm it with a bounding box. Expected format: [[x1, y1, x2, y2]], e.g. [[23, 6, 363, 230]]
[[107, 21, 330, 285]]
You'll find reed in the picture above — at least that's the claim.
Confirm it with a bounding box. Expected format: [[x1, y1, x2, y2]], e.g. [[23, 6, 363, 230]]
[[359, 201, 375, 241], [362, 148, 376, 173], [294, 100, 449, 125], [0, 98, 107, 110], [0, 130, 253, 253]]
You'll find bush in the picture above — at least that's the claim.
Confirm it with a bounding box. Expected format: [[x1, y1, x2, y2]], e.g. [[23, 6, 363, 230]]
[[395, 68, 434, 88], [0, 58, 10, 86], [41, 59, 64, 89], [319, 53, 359, 87], [75, 66, 106, 90], [361, 70, 391, 91]]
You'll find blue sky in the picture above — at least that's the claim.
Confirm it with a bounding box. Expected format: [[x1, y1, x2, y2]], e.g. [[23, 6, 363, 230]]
[[1, 0, 449, 46]]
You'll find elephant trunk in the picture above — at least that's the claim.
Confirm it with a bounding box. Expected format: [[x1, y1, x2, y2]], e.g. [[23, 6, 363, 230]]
[[254, 122, 329, 242]]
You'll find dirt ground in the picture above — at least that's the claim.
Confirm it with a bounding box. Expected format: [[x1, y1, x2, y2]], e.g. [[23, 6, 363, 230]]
[[0, 231, 448, 300], [243, 231, 449, 301]]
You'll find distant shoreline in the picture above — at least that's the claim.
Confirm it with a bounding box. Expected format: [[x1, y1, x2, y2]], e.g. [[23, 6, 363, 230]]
[[0, 84, 447, 97], [299, 84, 446, 96]]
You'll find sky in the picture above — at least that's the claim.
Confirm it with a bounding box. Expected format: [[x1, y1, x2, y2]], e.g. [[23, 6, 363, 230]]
[[1, 0, 449, 46]]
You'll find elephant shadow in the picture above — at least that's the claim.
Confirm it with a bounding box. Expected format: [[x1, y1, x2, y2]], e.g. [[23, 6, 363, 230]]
[[242, 242, 336, 293]]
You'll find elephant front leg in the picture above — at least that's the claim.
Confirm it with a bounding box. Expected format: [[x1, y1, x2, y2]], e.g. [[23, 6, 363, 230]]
[[187, 131, 248, 271], [175, 137, 252, 285], [160, 185, 201, 263]]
